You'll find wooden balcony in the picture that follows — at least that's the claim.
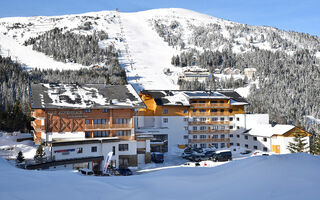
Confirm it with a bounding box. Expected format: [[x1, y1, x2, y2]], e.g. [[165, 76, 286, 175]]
[[189, 112, 232, 116], [188, 130, 230, 134], [191, 103, 230, 108], [84, 124, 132, 130], [188, 138, 230, 143], [188, 121, 230, 125]]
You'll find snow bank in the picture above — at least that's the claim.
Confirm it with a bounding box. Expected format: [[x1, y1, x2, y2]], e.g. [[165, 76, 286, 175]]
[[0, 153, 319, 200]]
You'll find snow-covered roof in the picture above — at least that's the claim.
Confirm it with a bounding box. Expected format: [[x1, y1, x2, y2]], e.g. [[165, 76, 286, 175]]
[[245, 124, 295, 137], [140, 89, 248, 106], [30, 83, 145, 109]]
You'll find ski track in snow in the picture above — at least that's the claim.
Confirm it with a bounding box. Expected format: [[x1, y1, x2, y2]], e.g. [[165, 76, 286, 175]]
[[120, 12, 179, 91], [0, 33, 86, 70]]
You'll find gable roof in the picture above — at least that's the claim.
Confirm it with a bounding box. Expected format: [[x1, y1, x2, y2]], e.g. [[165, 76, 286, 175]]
[[30, 83, 145, 109]]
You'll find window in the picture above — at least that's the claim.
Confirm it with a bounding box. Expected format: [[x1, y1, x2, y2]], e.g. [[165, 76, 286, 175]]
[[184, 135, 189, 139], [85, 131, 91, 138], [220, 109, 224, 112], [119, 144, 129, 151], [200, 118, 206, 121], [263, 137, 267, 142], [211, 109, 218, 112], [253, 136, 257, 141], [236, 143, 240, 146], [220, 143, 225, 148], [116, 118, 130, 124], [212, 126, 218, 130], [210, 100, 217, 104], [263, 147, 268, 152], [199, 100, 206, 103], [237, 126, 240, 129], [193, 126, 197, 131], [93, 131, 109, 137], [212, 143, 218, 149], [229, 109, 233, 113], [236, 117, 240, 121], [230, 142, 234, 146], [77, 148, 83, 154], [230, 134, 233, 138], [199, 109, 206, 113], [200, 126, 206, 130], [229, 117, 233, 121], [183, 109, 188, 114], [184, 126, 188, 130], [200, 135, 206, 139], [119, 158, 129, 167], [220, 100, 224, 103], [85, 119, 90, 124], [163, 109, 168, 114], [116, 130, 131, 136], [193, 135, 197, 139], [245, 144, 249, 148], [237, 134, 240, 138], [183, 118, 188, 122], [112, 146, 116, 155], [193, 109, 197, 113], [220, 134, 225, 139], [211, 117, 218, 121], [163, 118, 168, 123], [102, 108, 108, 113], [220, 126, 225, 130], [193, 144, 197, 148], [85, 109, 91, 113], [200, 143, 207, 148], [212, 135, 218, 139], [254, 146, 258, 150], [229, 126, 233, 130], [220, 117, 225, 121], [91, 146, 97, 152], [192, 101, 197, 103], [193, 117, 197, 122], [245, 135, 248, 140]]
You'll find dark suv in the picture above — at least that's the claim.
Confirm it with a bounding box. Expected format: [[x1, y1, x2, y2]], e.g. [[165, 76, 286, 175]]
[[210, 150, 232, 162]]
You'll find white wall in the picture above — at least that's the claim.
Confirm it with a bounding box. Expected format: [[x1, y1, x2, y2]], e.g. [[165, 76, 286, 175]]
[[44, 132, 85, 142], [271, 136, 310, 154]]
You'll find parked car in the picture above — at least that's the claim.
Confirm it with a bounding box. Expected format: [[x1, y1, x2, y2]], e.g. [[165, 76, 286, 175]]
[[79, 168, 94, 176], [151, 152, 164, 163], [117, 168, 133, 176], [210, 150, 232, 162], [189, 154, 208, 162]]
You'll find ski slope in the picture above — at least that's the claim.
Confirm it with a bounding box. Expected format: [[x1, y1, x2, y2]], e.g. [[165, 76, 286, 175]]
[[119, 11, 181, 90], [0, 153, 319, 200]]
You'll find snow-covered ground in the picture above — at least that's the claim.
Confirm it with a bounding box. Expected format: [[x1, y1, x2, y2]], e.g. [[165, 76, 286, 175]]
[[0, 132, 36, 160], [0, 153, 319, 200]]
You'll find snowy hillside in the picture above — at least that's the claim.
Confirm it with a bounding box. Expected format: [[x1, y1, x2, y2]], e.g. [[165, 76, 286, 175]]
[[0, 8, 319, 90], [0, 153, 319, 200]]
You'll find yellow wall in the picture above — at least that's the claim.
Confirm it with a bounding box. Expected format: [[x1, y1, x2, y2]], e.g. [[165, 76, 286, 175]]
[[138, 93, 245, 117]]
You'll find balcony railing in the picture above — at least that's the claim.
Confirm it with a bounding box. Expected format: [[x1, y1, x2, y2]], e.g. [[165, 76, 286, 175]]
[[188, 138, 230, 143], [84, 124, 132, 130], [191, 103, 230, 108], [189, 112, 232, 116], [188, 121, 230, 125], [188, 130, 230, 134]]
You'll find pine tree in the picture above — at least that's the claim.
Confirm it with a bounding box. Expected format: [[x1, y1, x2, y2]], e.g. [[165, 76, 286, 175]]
[[34, 145, 45, 161], [287, 134, 308, 153], [310, 134, 320, 155], [16, 151, 25, 163]]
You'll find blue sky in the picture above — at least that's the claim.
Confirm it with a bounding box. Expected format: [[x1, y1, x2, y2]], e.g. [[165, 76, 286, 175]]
[[1, 0, 319, 36]]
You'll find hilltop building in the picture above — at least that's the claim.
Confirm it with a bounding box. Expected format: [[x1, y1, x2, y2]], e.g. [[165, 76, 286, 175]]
[[29, 83, 151, 171]]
